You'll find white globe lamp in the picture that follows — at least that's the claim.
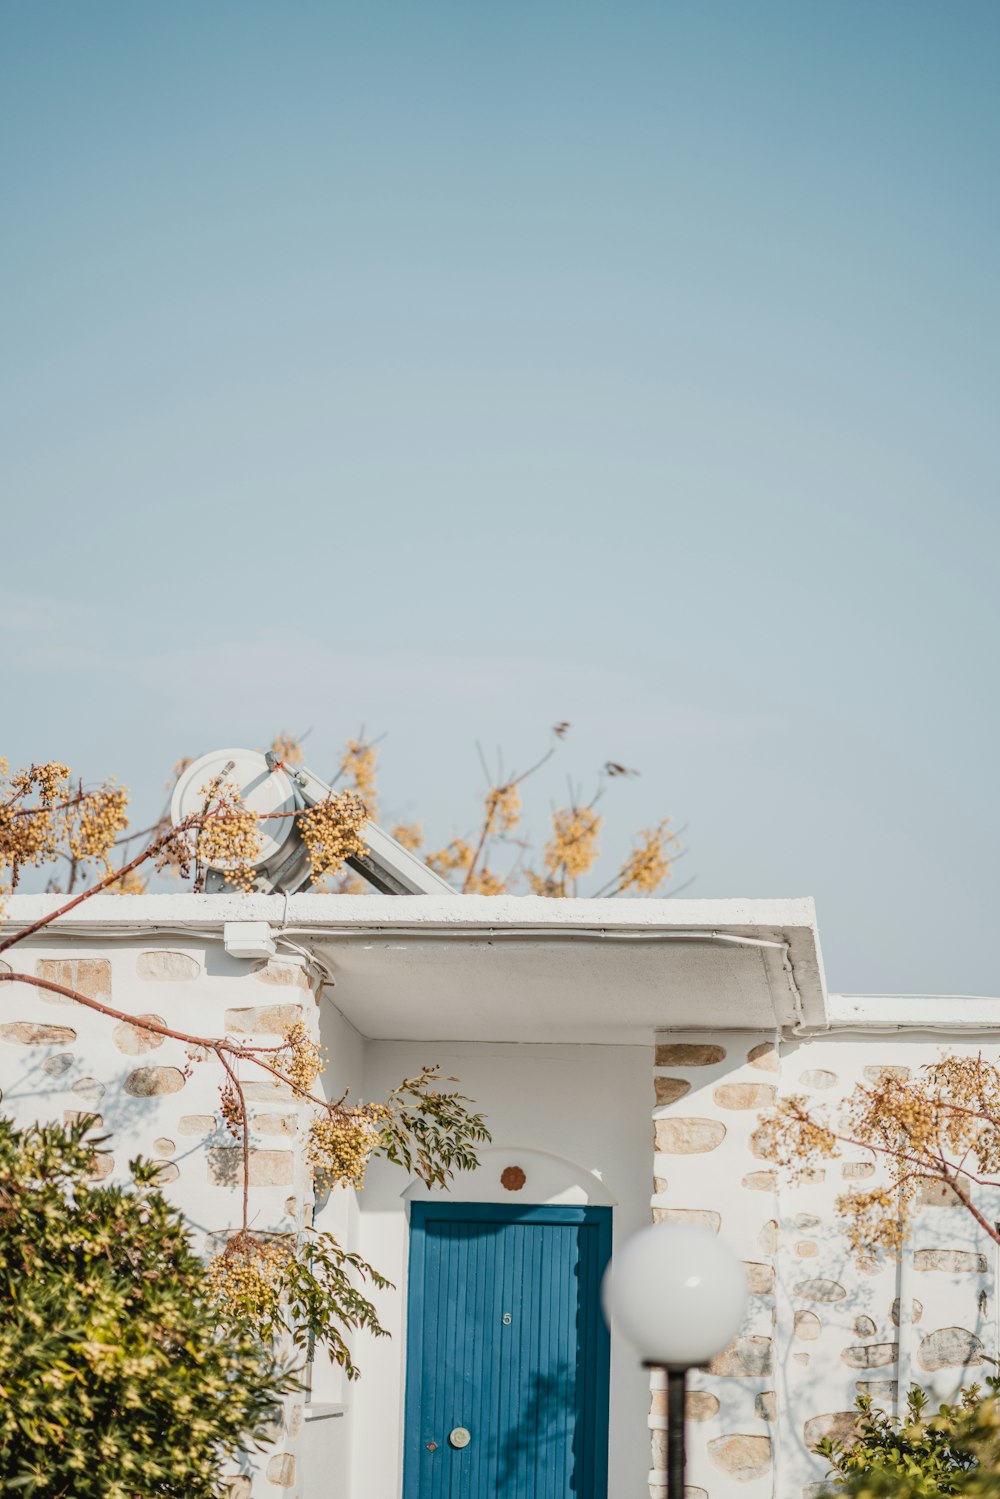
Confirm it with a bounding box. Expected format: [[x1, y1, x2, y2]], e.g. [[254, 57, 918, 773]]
[[602, 1223, 747, 1495]]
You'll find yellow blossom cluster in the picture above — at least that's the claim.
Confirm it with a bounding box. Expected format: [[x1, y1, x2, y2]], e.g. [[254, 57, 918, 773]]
[[340, 739, 378, 819], [195, 780, 263, 893], [425, 838, 475, 876], [207, 1230, 292, 1322], [298, 792, 368, 883], [484, 783, 521, 836], [390, 822, 424, 852], [67, 783, 130, 871], [544, 805, 601, 883], [109, 867, 148, 895], [308, 1102, 390, 1190], [465, 867, 506, 895], [270, 732, 303, 766], [615, 820, 678, 895], [763, 1055, 1000, 1266], [0, 762, 132, 893], [272, 1020, 322, 1097]]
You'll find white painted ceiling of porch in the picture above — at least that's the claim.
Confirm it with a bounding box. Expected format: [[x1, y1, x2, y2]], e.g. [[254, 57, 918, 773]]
[[316, 935, 791, 1043]]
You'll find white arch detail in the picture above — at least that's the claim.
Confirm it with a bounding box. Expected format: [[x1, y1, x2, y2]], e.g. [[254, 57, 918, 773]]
[[401, 1143, 617, 1206]]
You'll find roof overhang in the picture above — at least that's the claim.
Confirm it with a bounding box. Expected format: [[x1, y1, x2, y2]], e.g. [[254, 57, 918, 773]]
[[2, 893, 828, 1043]]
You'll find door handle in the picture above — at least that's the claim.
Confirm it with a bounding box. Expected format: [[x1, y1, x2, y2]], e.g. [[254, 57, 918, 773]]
[[449, 1427, 472, 1449]]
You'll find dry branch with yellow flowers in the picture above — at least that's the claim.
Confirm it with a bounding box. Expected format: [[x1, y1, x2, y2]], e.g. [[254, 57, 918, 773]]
[[760, 1055, 1000, 1264], [0, 755, 488, 1377], [0, 726, 681, 1371]]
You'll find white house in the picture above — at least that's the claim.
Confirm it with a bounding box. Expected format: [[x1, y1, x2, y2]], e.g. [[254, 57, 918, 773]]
[[2, 888, 997, 1499]]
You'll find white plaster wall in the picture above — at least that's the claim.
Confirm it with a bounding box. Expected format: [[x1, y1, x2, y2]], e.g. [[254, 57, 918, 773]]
[[0, 936, 317, 1499], [334, 1037, 654, 1499], [652, 1027, 1000, 1499]]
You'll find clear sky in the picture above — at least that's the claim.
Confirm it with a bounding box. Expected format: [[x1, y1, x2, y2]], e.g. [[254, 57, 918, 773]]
[[2, 2, 998, 995]]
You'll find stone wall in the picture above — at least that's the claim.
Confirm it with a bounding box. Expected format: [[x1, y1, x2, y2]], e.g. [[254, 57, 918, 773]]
[[651, 1029, 1000, 1499], [0, 936, 318, 1499]]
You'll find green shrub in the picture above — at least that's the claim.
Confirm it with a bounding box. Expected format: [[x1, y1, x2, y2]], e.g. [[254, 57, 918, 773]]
[[0, 1114, 295, 1498], [816, 1382, 1000, 1497]]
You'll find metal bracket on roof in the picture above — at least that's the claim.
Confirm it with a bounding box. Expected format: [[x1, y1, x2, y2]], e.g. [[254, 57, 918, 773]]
[[172, 746, 452, 897]]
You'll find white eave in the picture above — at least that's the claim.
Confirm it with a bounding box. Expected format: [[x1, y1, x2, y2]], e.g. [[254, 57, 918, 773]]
[[1, 893, 827, 1042]]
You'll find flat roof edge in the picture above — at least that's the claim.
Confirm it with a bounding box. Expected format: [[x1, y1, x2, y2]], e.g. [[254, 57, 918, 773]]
[[0, 892, 819, 933]]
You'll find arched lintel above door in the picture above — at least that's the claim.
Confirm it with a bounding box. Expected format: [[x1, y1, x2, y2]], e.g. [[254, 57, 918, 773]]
[[401, 1144, 616, 1207]]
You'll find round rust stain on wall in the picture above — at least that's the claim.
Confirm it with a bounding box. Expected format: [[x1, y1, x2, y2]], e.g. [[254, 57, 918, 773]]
[[501, 1166, 526, 1192]]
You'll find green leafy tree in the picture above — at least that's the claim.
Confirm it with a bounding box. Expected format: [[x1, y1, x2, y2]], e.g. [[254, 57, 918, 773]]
[[816, 1383, 1000, 1497], [0, 1114, 295, 1498]]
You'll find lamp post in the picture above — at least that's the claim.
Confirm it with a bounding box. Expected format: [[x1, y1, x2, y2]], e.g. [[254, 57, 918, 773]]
[[602, 1223, 748, 1497]]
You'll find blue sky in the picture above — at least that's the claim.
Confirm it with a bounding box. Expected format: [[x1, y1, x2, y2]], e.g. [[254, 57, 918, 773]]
[[2, 2, 998, 994]]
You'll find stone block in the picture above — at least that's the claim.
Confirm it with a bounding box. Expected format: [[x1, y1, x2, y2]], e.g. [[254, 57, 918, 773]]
[[0, 1021, 77, 1045], [863, 1065, 910, 1082], [914, 1248, 987, 1273], [654, 1208, 720, 1232], [124, 1066, 185, 1097], [713, 1082, 777, 1110], [795, 1241, 819, 1258], [890, 1297, 923, 1326], [842, 1161, 875, 1179], [795, 1311, 822, 1341], [918, 1327, 984, 1371], [742, 1170, 776, 1191], [252, 959, 310, 989], [137, 950, 200, 981], [708, 1336, 773, 1377], [243, 1080, 296, 1102], [747, 1041, 778, 1072], [755, 1391, 776, 1420], [804, 1412, 861, 1449], [745, 1261, 775, 1294], [36, 958, 110, 1002], [178, 1114, 216, 1135], [795, 1214, 820, 1229], [112, 1014, 166, 1054], [841, 1342, 898, 1369], [686, 1390, 720, 1421], [799, 1069, 837, 1089], [225, 1004, 303, 1036], [758, 1219, 778, 1253], [654, 1077, 691, 1106], [266, 1453, 296, 1486], [857, 1381, 897, 1401], [794, 1279, 846, 1303], [42, 1052, 74, 1075], [207, 1148, 295, 1187], [854, 1317, 876, 1337], [655, 1043, 726, 1067], [154, 1137, 176, 1155], [653, 1118, 726, 1154], [253, 1113, 298, 1137], [917, 1181, 965, 1208], [71, 1077, 105, 1103], [707, 1434, 771, 1481], [151, 1160, 180, 1183]]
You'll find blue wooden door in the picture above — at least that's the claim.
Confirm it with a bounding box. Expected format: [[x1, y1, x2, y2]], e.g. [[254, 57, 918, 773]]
[[403, 1203, 611, 1499]]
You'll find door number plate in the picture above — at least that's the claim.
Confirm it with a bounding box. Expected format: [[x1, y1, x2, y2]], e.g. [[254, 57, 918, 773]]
[[449, 1427, 472, 1449]]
